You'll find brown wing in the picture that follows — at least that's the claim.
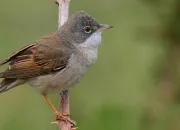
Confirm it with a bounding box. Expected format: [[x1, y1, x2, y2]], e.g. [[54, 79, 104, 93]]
[[0, 43, 36, 66], [0, 32, 72, 79]]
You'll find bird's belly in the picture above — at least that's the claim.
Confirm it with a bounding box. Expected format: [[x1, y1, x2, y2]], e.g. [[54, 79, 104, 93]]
[[28, 48, 98, 94], [28, 63, 90, 94]]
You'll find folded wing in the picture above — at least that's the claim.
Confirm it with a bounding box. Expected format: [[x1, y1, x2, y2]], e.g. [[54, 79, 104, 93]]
[[0, 32, 72, 79]]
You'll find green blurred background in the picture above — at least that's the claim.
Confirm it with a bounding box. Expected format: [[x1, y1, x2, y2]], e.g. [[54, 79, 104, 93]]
[[0, 0, 180, 130]]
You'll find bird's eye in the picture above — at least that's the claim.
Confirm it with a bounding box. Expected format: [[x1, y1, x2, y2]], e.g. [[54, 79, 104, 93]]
[[84, 26, 91, 33]]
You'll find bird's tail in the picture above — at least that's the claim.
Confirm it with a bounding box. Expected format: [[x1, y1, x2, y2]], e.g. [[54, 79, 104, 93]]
[[0, 78, 25, 93]]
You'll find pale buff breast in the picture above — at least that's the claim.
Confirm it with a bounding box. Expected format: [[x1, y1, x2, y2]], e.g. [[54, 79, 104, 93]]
[[28, 32, 101, 94], [27, 48, 97, 93]]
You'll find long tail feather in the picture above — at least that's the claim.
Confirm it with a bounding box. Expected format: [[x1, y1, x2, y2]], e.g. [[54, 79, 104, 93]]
[[0, 79, 25, 93], [0, 79, 17, 93], [0, 72, 3, 78]]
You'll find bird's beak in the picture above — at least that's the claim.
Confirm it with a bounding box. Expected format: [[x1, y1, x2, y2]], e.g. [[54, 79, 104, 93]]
[[97, 24, 114, 32]]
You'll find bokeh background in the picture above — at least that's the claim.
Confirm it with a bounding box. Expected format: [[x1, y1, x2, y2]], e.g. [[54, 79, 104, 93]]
[[0, 0, 180, 130]]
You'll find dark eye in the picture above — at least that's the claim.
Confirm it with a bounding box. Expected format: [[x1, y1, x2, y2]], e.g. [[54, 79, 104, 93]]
[[84, 26, 91, 33]]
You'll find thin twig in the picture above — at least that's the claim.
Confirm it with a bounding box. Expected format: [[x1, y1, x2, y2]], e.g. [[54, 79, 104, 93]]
[[55, 0, 72, 130], [59, 90, 72, 130], [57, 0, 70, 28]]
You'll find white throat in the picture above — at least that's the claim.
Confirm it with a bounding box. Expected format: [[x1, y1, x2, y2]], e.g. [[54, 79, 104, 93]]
[[79, 32, 102, 48], [76, 32, 102, 64]]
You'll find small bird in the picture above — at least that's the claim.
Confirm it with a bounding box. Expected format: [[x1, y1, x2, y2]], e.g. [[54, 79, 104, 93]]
[[0, 11, 113, 125]]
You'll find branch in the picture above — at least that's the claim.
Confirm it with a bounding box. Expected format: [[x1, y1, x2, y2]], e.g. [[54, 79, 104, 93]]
[[54, 0, 73, 130], [59, 90, 72, 130], [57, 0, 70, 28]]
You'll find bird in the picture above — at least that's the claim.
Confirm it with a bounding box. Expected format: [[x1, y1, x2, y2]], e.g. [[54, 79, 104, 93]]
[[0, 11, 113, 126]]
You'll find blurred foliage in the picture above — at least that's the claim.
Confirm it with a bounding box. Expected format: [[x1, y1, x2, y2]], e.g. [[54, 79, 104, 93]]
[[0, 0, 180, 130], [139, 0, 180, 130]]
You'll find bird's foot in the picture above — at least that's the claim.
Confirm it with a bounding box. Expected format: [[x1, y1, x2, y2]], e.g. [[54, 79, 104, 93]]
[[51, 112, 77, 128]]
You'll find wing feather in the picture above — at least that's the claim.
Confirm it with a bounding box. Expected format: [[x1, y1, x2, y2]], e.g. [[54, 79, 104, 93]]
[[0, 32, 72, 79], [0, 44, 36, 66]]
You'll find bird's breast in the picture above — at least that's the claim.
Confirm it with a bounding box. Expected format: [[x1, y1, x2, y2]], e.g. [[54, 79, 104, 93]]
[[28, 48, 98, 93]]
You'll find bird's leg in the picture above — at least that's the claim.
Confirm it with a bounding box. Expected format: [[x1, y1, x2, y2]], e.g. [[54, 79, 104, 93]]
[[43, 94, 76, 127], [43, 94, 57, 113]]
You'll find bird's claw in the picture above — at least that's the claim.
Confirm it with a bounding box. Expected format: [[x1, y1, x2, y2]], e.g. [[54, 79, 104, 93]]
[[51, 112, 76, 127], [51, 121, 77, 130]]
